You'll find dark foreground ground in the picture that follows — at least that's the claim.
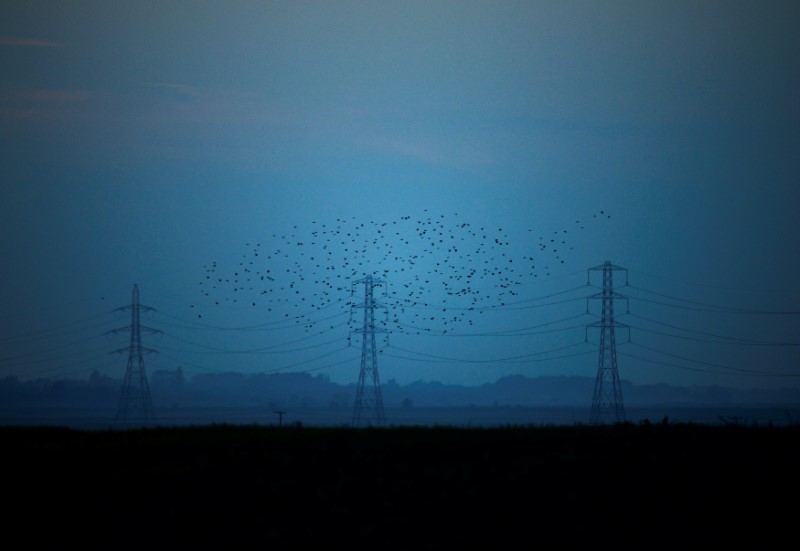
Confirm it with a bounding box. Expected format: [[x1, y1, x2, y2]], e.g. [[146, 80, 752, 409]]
[[3, 422, 799, 548]]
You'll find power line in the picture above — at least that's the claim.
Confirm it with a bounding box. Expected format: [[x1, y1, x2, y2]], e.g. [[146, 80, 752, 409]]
[[4, 258, 799, 401], [0, 342, 119, 371], [626, 285, 800, 315], [153, 303, 349, 331], [261, 346, 356, 375], [5, 350, 118, 379], [386, 341, 592, 364], [392, 320, 588, 337], [157, 336, 344, 356], [389, 284, 588, 311], [619, 351, 800, 378], [395, 295, 587, 312], [628, 323, 800, 346], [157, 321, 348, 354], [626, 313, 800, 345], [0, 312, 117, 344], [628, 342, 800, 377], [628, 268, 797, 294]]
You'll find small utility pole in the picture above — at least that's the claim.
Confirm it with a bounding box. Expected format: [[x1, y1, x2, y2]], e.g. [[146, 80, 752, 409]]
[[273, 409, 287, 427]]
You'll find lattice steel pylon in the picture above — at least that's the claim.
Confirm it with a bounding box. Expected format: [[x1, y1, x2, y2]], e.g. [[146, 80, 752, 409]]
[[109, 284, 160, 425], [350, 275, 387, 426], [586, 261, 630, 424]]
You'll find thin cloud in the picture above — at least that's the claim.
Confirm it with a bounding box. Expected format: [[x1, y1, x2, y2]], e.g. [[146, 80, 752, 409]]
[[0, 38, 66, 48], [362, 134, 496, 172], [0, 87, 90, 103], [141, 81, 199, 97], [0, 87, 91, 122]]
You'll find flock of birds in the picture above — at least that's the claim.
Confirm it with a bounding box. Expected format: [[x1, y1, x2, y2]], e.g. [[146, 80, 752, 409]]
[[196, 210, 611, 335]]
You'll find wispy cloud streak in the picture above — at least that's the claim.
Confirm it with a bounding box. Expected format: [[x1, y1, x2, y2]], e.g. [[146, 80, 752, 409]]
[[0, 38, 66, 48], [141, 82, 199, 98]]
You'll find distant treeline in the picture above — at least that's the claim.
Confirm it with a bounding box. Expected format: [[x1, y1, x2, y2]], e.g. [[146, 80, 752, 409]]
[[2, 369, 799, 408]]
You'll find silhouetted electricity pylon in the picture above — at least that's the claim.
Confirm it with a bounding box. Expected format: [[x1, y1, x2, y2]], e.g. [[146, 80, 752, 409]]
[[586, 261, 630, 424], [350, 275, 387, 426], [108, 284, 160, 425]]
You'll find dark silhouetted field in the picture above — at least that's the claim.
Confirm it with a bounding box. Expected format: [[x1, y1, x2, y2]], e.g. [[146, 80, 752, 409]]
[[4, 422, 799, 548]]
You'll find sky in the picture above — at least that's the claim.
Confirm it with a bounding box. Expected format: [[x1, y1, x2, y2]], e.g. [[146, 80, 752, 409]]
[[2, 0, 799, 393]]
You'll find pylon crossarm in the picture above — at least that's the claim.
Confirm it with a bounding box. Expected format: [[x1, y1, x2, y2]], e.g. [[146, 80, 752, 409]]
[[587, 321, 629, 328], [113, 304, 156, 312], [588, 291, 628, 300]]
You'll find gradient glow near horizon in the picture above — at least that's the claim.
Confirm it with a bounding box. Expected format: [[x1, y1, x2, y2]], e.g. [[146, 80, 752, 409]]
[[1, 1, 799, 390]]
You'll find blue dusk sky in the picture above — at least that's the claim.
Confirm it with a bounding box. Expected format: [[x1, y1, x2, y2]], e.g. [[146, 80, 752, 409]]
[[1, 1, 799, 391]]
